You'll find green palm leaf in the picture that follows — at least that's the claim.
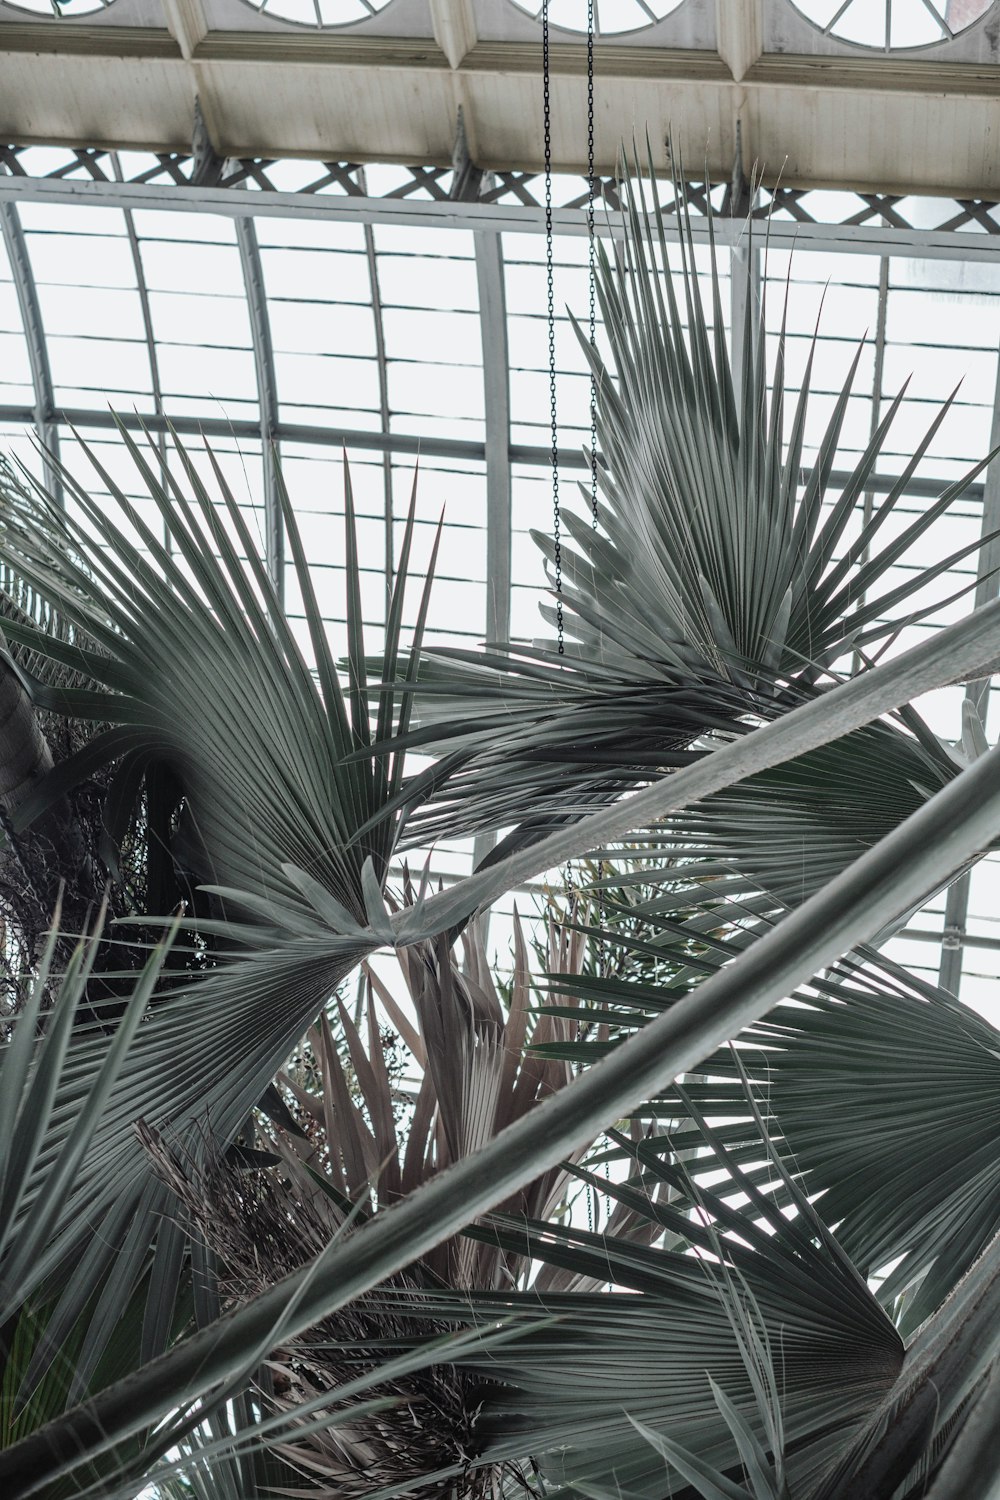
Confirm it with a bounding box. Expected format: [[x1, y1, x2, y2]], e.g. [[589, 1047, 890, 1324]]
[[537, 874, 1000, 1336], [378, 162, 993, 874], [394, 1082, 900, 1498], [0, 429, 437, 1381]]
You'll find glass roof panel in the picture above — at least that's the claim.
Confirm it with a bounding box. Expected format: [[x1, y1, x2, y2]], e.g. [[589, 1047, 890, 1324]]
[[237, 0, 395, 25], [509, 0, 686, 35], [789, 0, 994, 49], [2, 0, 116, 14]]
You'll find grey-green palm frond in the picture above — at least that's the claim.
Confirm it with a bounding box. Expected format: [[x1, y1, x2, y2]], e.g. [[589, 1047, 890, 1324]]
[[383, 163, 992, 867], [394, 1080, 901, 1500], [0, 910, 178, 1495], [626, 706, 961, 913], [0, 430, 428, 921], [276, 903, 594, 1288], [0, 428, 437, 1395], [536, 879, 1000, 1337]]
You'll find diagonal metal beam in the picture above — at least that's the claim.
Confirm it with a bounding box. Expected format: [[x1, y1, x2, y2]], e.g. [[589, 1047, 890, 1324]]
[[0, 199, 62, 504], [235, 215, 283, 605]]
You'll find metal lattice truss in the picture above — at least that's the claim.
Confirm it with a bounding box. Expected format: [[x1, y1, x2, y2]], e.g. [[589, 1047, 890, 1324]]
[[9, 140, 1000, 242]]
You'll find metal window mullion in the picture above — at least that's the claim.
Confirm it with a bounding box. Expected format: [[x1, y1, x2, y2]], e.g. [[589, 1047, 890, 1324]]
[[362, 217, 394, 599], [0, 199, 62, 505], [905, 922, 1000, 953], [0, 400, 993, 499], [475, 228, 512, 646], [862, 257, 891, 533], [114, 153, 170, 545], [849, 254, 890, 676], [471, 228, 512, 876], [236, 216, 283, 606], [729, 239, 759, 417]]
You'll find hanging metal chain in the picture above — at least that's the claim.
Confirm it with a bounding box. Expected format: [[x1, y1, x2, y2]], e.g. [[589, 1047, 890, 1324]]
[[542, 0, 564, 655], [586, 0, 606, 979], [587, 0, 598, 529]]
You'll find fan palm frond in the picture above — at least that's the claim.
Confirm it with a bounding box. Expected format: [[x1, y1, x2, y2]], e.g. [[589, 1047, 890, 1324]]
[[377, 159, 994, 876], [387, 1072, 899, 1498], [276, 902, 595, 1285], [5, 717, 1000, 1497], [535, 868, 1000, 1338], [0, 431, 440, 1387]]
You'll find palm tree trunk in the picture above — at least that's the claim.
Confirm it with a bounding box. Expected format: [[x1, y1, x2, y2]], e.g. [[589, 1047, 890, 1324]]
[[0, 624, 95, 964], [0, 636, 52, 815]]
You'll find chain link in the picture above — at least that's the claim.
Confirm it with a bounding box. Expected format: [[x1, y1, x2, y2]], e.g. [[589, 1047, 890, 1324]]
[[542, 0, 563, 655]]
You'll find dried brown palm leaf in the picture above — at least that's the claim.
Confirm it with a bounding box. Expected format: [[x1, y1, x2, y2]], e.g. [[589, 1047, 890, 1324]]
[[274, 904, 593, 1291]]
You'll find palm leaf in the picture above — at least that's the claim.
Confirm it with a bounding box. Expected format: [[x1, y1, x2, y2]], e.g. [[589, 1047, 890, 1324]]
[[0, 417, 991, 1496], [0, 429, 437, 1382], [538, 877, 1000, 1337], [403, 587, 1000, 940], [399, 1082, 900, 1498], [372, 161, 994, 874], [0, 911, 179, 1492]]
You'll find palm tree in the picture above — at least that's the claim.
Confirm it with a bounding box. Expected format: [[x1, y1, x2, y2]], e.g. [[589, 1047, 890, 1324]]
[[1, 159, 1000, 1499]]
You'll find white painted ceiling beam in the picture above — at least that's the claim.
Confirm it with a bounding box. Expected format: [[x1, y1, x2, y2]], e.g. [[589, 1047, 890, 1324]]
[[2, 21, 1000, 197], [160, 0, 208, 61]]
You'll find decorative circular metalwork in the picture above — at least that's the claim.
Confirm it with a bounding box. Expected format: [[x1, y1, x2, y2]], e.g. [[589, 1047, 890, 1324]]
[[788, 0, 996, 51], [508, 0, 687, 37], [1, 0, 118, 15], [236, 0, 394, 25]]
